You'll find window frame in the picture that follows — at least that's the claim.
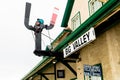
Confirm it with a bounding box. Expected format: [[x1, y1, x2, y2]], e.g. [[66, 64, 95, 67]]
[[57, 70, 65, 78], [88, 0, 104, 16], [71, 11, 81, 31]]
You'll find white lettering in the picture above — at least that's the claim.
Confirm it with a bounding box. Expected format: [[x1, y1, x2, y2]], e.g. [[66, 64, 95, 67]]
[[63, 28, 96, 58]]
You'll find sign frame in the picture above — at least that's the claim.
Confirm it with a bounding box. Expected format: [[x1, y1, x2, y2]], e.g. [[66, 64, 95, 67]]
[[63, 27, 96, 58]]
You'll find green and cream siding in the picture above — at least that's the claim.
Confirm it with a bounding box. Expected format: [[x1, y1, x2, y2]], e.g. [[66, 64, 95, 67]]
[[22, 0, 120, 80], [67, 0, 108, 31]]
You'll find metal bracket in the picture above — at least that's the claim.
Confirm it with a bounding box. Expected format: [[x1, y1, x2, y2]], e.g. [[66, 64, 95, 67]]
[[34, 50, 63, 57]]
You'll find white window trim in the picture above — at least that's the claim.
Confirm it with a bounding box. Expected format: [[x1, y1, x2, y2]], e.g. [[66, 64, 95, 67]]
[[89, 0, 103, 15], [71, 11, 81, 31]]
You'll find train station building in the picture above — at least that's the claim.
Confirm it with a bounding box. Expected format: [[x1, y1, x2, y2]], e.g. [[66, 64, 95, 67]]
[[22, 0, 120, 80]]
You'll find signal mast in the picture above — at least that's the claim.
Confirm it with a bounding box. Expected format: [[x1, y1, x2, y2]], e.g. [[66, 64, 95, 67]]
[[24, 2, 62, 57]]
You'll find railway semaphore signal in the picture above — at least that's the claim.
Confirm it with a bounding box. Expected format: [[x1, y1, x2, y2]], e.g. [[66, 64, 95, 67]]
[[24, 2, 62, 57]]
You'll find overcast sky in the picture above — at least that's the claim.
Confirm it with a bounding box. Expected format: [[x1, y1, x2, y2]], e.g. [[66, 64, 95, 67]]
[[0, 0, 67, 80]]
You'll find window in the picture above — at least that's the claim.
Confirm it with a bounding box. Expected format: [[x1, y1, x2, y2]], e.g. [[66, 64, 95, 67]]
[[71, 11, 81, 31], [89, 0, 103, 15], [57, 70, 65, 78]]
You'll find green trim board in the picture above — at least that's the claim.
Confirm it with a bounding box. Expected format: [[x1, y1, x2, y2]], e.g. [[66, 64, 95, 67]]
[[61, 0, 75, 27], [54, 0, 119, 52]]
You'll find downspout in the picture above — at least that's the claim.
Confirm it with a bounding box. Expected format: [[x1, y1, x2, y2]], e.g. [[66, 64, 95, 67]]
[[61, 0, 75, 27]]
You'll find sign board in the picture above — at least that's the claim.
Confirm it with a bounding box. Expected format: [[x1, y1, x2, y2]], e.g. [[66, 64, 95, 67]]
[[84, 64, 102, 80], [63, 27, 96, 58]]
